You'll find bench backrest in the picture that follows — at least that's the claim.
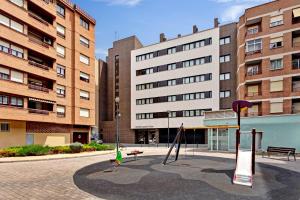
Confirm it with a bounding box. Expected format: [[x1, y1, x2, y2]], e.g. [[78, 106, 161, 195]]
[[267, 146, 295, 153]]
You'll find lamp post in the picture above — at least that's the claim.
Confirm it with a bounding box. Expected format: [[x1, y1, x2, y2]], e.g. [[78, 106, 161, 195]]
[[115, 97, 120, 154], [167, 110, 171, 148]]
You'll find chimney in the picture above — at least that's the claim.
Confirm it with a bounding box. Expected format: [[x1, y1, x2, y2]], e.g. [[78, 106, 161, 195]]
[[178, 34, 182, 38], [214, 18, 219, 28], [160, 33, 166, 42], [193, 25, 198, 33]]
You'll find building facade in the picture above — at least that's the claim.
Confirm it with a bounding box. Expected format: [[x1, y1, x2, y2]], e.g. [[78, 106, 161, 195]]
[[100, 36, 143, 144], [0, 0, 96, 147], [131, 22, 237, 144], [204, 0, 300, 152]]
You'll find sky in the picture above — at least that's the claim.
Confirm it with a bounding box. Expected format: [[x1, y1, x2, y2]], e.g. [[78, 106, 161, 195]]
[[71, 0, 272, 60]]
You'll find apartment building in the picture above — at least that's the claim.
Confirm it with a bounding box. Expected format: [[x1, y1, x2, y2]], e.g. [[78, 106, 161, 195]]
[[204, 0, 300, 152], [99, 36, 143, 144], [131, 22, 237, 144], [0, 0, 95, 147]]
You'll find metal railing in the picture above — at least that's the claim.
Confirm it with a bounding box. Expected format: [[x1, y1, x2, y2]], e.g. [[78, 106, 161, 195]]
[[246, 70, 261, 77], [28, 108, 50, 115], [28, 37, 50, 48], [28, 60, 50, 70], [28, 11, 49, 26], [293, 59, 300, 69], [246, 91, 262, 97], [293, 85, 300, 92], [28, 84, 50, 93]]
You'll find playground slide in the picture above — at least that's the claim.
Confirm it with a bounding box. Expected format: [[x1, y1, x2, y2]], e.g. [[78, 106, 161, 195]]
[[233, 150, 253, 187]]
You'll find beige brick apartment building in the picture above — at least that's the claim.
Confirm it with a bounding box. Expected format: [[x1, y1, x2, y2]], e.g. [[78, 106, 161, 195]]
[[0, 0, 96, 147], [237, 0, 300, 117]]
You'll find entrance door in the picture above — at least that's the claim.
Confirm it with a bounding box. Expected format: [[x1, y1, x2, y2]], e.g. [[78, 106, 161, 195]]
[[73, 132, 88, 144], [26, 134, 34, 145]]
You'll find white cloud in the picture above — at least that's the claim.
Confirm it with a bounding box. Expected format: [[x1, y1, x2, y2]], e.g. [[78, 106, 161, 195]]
[[92, 0, 143, 7], [215, 0, 272, 22]]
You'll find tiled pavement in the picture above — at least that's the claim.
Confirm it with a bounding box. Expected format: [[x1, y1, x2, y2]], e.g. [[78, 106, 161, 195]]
[[0, 147, 298, 200]]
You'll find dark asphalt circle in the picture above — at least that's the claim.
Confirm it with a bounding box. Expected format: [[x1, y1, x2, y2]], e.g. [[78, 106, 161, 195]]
[[73, 155, 300, 200]]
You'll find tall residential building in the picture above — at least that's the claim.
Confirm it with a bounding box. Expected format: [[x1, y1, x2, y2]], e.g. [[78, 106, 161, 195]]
[[0, 0, 95, 147], [131, 22, 237, 144], [237, 0, 300, 117], [204, 0, 300, 152], [100, 36, 143, 143]]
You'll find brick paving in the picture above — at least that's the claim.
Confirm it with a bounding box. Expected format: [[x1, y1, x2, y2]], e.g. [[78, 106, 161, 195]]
[[0, 147, 298, 200]]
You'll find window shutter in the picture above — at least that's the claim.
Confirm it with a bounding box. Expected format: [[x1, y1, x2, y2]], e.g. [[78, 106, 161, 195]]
[[270, 15, 283, 23], [0, 14, 9, 26], [10, 71, 23, 83], [57, 106, 65, 113], [10, 45, 23, 54], [293, 8, 300, 18], [270, 102, 283, 113], [80, 72, 89, 79], [247, 85, 259, 93], [10, 0, 24, 7], [80, 90, 89, 98], [80, 54, 89, 65], [0, 67, 9, 74], [80, 108, 90, 117], [270, 37, 283, 43], [57, 24, 65, 35], [270, 81, 283, 92], [57, 45, 65, 56], [10, 20, 23, 33]]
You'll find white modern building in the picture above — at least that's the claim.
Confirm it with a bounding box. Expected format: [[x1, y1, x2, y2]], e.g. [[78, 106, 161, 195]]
[[131, 25, 222, 144]]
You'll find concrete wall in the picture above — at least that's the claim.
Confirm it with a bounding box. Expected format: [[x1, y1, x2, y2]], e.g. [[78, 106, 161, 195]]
[[33, 133, 70, 147]]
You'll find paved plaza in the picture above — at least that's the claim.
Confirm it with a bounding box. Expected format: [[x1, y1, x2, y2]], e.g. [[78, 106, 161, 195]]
[[0, 147, 299, 200]]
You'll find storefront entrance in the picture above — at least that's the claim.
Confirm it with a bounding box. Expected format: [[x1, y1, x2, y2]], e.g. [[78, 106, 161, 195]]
[[73, 132, 88, 144]]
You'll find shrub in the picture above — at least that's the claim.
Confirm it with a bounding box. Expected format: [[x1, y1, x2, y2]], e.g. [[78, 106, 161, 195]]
[[0, 149, 17, 157], [87, 142, 115, 151], [51, 146, 72, 154], [82, 145, 96, 152], [7, 145, 51, 157], [69, 142, 83, 153]]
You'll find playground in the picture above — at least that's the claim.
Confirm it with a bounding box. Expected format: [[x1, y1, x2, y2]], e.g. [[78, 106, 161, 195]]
[[73, 154, 300, 200]]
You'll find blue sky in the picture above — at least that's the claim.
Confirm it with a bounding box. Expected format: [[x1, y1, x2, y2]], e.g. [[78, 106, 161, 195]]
[[72, 0, 272, 60]]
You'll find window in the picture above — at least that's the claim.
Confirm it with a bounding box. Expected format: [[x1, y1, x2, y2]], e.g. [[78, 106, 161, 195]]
[[56, 4, 65, 17], [168, 63, 176, 71], [270, 15, 283, 27], [0, 67, 9, 80], [10, 20, 23, 33], [220, 55, 230, 63], [56, 85, 65, 97], [220, 36, 230, 45], [80, 90, 90, 100], [80, 35, 89, 47], [80, 54, 90, 65], [167, 47, 176, 55], [146, 68, 154, 74], [80, 108, 90, 117], [0, 14, 9, 27], [247, 26, 259, 35], [10, 45, 23, 58], [270, 80, 283, 92], [168, 96, 176, 102], [270, 59, 283, 70], [220, 73, 230, 80], [56, 24, 65, 38], [220, 91, 231, 98], [247, 65, 260, 76], [57, 105, 65, 117], [10, 97, 23, 107], [247, 85, 259, 96], [270, 102, 283, 113], [10, 70, 23, 83], [270, 37, 283, 49], [10, 0, 24, 7], [0, 123, 10, 132], [169, 112, 176, 118], [56, 44, 65, 57], [80, 17, 89, 30], [246, 39, 262, 53], [0, 95, 9, 105], [80, 72, 90, 82], [167, 80, 176, 86], [57, 64, 65, 77]]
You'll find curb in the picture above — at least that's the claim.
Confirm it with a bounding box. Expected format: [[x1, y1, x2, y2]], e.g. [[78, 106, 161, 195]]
[[0, 150, 115, 163]]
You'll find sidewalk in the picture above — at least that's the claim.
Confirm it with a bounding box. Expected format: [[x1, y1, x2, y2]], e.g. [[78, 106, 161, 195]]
[[0, 150, 115, 163]]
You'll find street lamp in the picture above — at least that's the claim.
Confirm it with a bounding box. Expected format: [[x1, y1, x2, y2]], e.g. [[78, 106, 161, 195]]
[[115, 97, 120, 154], [167, 110, 171, 148]]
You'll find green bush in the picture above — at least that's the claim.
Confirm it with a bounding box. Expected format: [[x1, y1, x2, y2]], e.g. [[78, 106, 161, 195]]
[[2, 145, 51, 157], [69, 142, 83, 153], [82, 145, 96, 152], [86, 142, 115, 151], [50, 146, 71, 154]]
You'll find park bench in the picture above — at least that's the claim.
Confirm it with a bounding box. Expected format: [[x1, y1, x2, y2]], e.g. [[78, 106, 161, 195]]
[[263, 146, 296, 161], [127, 150, 143, 161]]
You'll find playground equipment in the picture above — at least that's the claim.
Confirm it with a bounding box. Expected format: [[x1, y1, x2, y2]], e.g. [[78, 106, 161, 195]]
[[233, 129, 256, 187]]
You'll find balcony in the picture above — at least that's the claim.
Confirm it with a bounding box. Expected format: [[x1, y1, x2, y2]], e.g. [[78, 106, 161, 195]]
[[292, 54, 300, 70], [28, 52, 53, 70], [292, 77, 300, 92], [28, 84, 49, 93], [28, 99, 54, 116], [292, 99, 300, 114], [245, 83, 262, 97], [28, 60, 50, 70], [28, 108, 49, 115], [246, 62, 262, 77], [28, 1, 54, 25], [246, 92, 262, 97], [246, 18, 262, 36], [292, 30, 300, 48]]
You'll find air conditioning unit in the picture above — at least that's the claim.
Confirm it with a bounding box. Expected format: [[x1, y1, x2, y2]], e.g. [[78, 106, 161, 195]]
[[43, 37, 52, 45]]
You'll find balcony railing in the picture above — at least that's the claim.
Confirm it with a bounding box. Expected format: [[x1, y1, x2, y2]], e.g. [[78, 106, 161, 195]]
[[43, 0, 54, 4], [28, 60, 50, 70], [57, 112, 65, 117], [245, 49, 262, 56], [28, 84, 50, 93], [28, 108, 49, 115], [204, 110, 236, 120], [246, 91, 262, 97], [28, 11, 49, 26], [292, 109, 300, 114], [293, 59, 300, 69], [246, 70, 262, 77], [28, 36, 50, 48], [293, 85, 300, 92], [293, 41, 300, 48]]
